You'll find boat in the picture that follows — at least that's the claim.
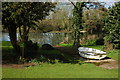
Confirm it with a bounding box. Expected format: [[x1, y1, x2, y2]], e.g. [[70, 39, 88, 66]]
[[78, 47, 107, 59]]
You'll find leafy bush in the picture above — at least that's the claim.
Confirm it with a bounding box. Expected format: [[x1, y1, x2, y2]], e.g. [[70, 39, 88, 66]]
[[85, 40, 96, 46], [30, 55, 46, 63], [96, 38, 104, 45], [23, 40, 39, 58], [25, 40, 38, 50], [18, 56, 27, 64]]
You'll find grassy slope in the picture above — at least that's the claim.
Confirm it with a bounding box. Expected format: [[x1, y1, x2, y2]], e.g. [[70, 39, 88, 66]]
[[2, 63, 118, 78]]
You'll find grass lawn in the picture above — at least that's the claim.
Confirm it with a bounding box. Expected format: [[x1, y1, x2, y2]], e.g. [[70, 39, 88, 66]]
[[1, 42, 119, 78], [2, 63, 118, 78]]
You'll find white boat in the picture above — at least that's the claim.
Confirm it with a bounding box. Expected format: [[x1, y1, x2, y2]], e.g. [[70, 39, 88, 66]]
[[78, 47, 107, 59]]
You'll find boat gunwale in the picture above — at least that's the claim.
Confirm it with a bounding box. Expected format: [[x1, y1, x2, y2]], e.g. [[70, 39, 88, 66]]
[[78, 47, 107, 55]]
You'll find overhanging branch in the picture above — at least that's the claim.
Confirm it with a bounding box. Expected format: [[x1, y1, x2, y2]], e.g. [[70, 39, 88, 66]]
[[68, 0, 78, 10]]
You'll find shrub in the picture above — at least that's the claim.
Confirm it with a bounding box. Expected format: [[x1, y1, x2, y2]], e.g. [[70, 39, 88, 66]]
[[23, 40, 39, 58], [85, 40, 96, 46], [30, 55, 46, 63], [96, 38, 104, 45], [18, 56, 27, 64]]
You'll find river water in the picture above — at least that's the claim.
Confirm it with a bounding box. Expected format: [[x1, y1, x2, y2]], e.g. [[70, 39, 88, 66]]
[[1, 32, 73, 45], [1, 32, 101, 45]]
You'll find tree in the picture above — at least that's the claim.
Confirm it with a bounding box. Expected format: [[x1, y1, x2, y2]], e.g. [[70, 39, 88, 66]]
[[83, 8, 107, 34], [51, 9, 72, 31], [2, 2, 56, 54], [71, 2, 86, 47], [104, 2, 120, 49], [70, 1, 107, 48], [35, 9, 72, 32]]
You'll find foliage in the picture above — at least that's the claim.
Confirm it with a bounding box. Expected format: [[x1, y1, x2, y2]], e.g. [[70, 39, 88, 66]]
[[2, 2, 56, 29], [2, 2, 56, 53], [104, 2, 120, 49], [72, 2, 86, 47], [83, 38, 105, 46], [85, 40, 96, 46], [83, 8, 107, 33], [23, 40, 39, 58], [36, 20, 54, 32], [35, 9, 72, 32], [30, 55, 46, 63], [51, 9, 72, 31], [18, 56, 27, 64], [96, 38, 104, 45]]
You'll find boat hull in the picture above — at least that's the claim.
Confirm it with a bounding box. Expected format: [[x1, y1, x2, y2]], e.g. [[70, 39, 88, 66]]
[[79, 52, 107, 59], [78, 47, 107, 59]]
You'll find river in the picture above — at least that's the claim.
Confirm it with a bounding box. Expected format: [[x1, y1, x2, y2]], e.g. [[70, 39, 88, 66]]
[[1, 32, 101, 45], [1, 32, 73, 45]]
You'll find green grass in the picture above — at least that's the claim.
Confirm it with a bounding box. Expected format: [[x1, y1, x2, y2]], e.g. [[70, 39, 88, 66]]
[[2, 42, 119, 78], [1, 41, 12, 47], [86, 45, 104, 50], [58, 43, 104, 50], [58, 43, 73, 47], [2, 63, 118, 78], [107, 49, 120, 60]]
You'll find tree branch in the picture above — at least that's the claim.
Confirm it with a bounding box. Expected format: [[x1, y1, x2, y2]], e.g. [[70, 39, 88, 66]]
[[68, 0, 78, 10]]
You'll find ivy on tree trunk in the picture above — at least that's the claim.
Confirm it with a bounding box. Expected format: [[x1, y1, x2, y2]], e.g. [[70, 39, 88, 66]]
[[72, 2, 85, 48]]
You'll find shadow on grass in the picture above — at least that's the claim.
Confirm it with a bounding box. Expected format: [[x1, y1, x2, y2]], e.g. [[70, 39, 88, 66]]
[[2, 45, 112, 65], [2, 47, 19, 64], [2, 46, 82, 64], [33, 46, 81, 64]]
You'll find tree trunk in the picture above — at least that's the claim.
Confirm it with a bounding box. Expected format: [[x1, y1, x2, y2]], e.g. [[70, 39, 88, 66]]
[[19, 27, 22, 41], [22, 26, 30, 43], [8, 26, 20, 53], [73, 30, 81, 48]]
